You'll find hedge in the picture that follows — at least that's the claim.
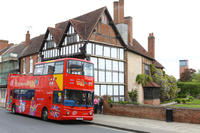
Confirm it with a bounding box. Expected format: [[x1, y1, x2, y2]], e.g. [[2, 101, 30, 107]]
[[177, 82, 200, 98]]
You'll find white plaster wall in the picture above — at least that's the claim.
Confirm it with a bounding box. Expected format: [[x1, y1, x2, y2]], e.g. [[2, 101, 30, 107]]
[[127, 51, 144, 104]]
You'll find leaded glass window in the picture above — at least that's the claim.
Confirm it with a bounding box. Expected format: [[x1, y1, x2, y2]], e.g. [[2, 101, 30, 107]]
[[106, 60, 112, 70], [99, 58, 105, 70], [104, 46, 110, 57], [99, 71, 105, 82], [101, 85, 107, 96], [106, 71, 112, 82], [96, 45, 103, 56], [95, 85, 100, 96]]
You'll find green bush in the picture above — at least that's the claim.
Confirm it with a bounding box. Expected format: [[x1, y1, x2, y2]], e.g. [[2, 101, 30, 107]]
[[175, 96, 194, 104], [119, 101, 129, 104], [175, 98, 181, 103], [108, 98, 113, 103], [175, 98, 191, 104], [177, 82, 200, 98], [182, 99, 186, 104], [188, 96, 194, 102], [128, 90, 138, 102]]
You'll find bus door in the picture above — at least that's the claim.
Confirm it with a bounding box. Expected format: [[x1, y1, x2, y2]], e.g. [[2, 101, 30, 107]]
[[26, 89, 36, 116], [6, 88, 13, 111], [50, 91, 62, 119]]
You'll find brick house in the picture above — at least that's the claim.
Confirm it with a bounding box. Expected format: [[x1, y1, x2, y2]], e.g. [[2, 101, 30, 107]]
[[18, 0, 163, 104], [19, 31, 44, 75]]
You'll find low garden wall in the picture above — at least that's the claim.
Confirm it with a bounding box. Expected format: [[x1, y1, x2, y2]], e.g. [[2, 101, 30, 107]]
[[103, 97, 200, 124]]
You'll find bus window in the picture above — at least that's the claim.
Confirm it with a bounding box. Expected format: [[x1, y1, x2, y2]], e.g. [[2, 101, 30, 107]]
[[10, 90, 13, 97], [83, 63, 94, 77], [13, 89, 20, 99], [34, 64, 44, 75], [67, 60, 94, 77], [13, 89, 35, 100], [43, 63, 55, 75], [54, 61, 64, 74], [63, 90, 93, 107], [67, 60, 83, 75], [53, 91, 62, 104]]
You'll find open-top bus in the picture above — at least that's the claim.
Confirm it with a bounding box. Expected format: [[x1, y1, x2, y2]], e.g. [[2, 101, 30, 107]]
[[5, 58, 94, 121]]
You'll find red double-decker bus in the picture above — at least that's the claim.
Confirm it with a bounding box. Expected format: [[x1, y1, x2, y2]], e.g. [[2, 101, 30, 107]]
[[5, 58, 94, 121]]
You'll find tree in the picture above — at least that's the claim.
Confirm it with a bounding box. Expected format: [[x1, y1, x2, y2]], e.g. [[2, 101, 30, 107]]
[[150, 64, 180, 101], [136, 74, 152, 86], [192, 70, 200, 82], [180, 68, 196, 82]]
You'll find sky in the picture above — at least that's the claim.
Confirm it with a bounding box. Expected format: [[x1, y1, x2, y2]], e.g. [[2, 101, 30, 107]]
[[0, 0, 200, 79]]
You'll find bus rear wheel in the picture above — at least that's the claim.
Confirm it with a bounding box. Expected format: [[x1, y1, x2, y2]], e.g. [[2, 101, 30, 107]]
[[42, 108, 48, 121], [12, 104, 16, 114]]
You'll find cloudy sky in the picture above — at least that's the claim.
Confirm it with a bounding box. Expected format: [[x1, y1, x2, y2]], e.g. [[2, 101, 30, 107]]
[[0, 0, 200, 79]]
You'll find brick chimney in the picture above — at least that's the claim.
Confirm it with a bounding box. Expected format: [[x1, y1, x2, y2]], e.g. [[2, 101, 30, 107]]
[[0, 40, 9, 50], [114, 0, 124, 24], [25, 31, 30, 45], [148, 33, 155, 59], [124, 17, 133, 45], [8, 43, 14, 47], [114, 0, 134, 45]]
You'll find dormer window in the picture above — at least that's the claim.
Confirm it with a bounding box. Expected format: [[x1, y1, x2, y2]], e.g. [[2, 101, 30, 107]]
[[47, 33, 53, 40], [67, 25, 75, 35], [43, 33, 56, 50], [62, 25, 80, 45]]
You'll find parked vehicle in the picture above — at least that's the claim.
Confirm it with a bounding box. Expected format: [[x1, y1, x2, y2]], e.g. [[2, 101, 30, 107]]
[[5, 58, 94, 121]]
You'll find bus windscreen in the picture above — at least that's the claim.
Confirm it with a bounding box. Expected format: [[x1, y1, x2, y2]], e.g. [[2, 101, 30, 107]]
[[67, 60, 94, 77], [63, 89, 93, 107]]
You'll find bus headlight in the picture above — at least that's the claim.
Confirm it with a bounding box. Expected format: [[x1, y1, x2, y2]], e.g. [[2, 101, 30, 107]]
[[89, 111, 93, 116], [67, 111, 70, 115]]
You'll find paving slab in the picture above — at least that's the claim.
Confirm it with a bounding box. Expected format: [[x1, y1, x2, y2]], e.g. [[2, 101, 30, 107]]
[[89, 114, 200, 133]]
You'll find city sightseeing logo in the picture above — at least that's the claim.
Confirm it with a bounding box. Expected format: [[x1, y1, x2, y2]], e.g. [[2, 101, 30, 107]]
[[13, 80, 36, 88]]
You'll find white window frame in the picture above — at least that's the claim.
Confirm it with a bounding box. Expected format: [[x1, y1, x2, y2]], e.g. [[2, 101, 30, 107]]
[[23, 59, 26, 74], [29, 58, 33, 74]]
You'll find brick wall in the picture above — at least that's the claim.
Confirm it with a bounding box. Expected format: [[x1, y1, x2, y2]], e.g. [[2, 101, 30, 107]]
[[144, 99, 160, 105], [173, 108, 200, 124], [20, 54, 39, 75], [90, 21, 121, 47], [103, 96, 200, 124], [0, 40, 8, 50]]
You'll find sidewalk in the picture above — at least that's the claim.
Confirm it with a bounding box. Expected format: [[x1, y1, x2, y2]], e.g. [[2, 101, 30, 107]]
[[89, 114, 200, 133]]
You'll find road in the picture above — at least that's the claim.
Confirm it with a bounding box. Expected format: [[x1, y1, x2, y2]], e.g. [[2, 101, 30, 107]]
[[0, 108, 132, 133]]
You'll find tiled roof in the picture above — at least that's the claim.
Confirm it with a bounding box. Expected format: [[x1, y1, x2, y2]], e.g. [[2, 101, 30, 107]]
[[23, 7, 107, 57], [153, 60, 164, 69], [70, 19, 86, 40], [0, 46, 11, 55], [20, 35, 44, 58], [127, 39, 153, 60], [127, 39, 164, 69], [55, 7, 106, 41], [4, 42, 26, 57], [55, 21, 69, 29], [144, 81, 160, 88], [72, 7, 106, 40], [48, 27, 64, 45]]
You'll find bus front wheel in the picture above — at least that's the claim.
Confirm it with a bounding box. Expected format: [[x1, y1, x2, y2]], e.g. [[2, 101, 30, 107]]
[[42, 108, 48, 121], [12, 104, 16, 114]]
